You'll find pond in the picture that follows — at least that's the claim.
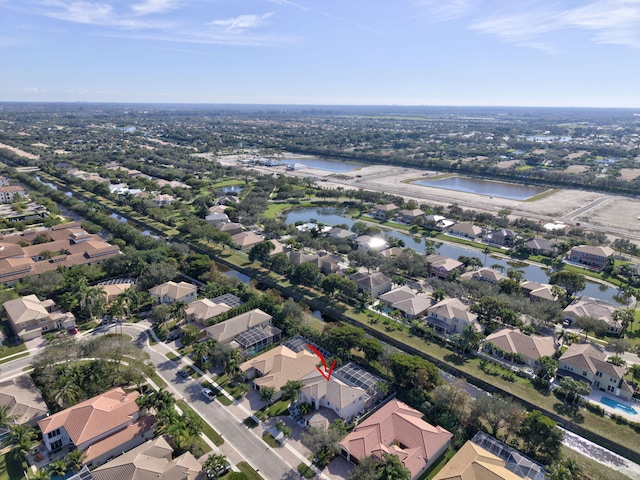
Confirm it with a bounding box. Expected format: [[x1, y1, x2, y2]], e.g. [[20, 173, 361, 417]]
[[110, 213, 128, 223], [222, 185, 243, 194], [412, 176, 548, 201], [35, 176, 58, 190], [284, 207, 624, 305], [280, 157, 364, 173]]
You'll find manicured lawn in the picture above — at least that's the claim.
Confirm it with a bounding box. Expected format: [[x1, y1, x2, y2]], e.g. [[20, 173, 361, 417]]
[[0, 343, 27, 361], [297, 462, 315, 479], [0, 352, 29, 365], [0, 451, 28, 480], [177, 400, 224, 447], [259, 399, 290, 418], [215, 374, 247, 400], [236, 461, 263, 480], [262, 432, 280, 448], [561, 446, 633, 480], [148, 371, 168, 389], [345, 309, 640, 460]]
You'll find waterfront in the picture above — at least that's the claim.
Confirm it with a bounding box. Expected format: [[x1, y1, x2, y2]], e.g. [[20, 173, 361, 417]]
[[412, 176, 549, 200], [284, 207, 624, 304]]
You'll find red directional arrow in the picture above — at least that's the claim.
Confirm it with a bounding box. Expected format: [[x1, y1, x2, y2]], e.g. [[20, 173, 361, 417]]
[[307, 344, 336, 381]]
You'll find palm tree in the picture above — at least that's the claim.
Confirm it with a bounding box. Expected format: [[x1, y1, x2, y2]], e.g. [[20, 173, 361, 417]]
[[33, 469, 51, 480], [85, 285, 106, 320], [223, 349, 243, 383], [48, 458, 68, 477], [123, 287, 142, 313], [281, 380, 304, 404], [7, 424, 36, 460], [192, 341, 211, 370], [431, 289, 445, 303], [65, 449, 86, 472], [260, 387, 276, 404], [54, 374, 82, 408], [170, 301, 188, 324], [483, 246, 491, 266], [0, 405, 16, 431]]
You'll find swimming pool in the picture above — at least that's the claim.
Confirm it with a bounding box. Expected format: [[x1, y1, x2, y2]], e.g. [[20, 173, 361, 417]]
[[600, 396, 638, 415]]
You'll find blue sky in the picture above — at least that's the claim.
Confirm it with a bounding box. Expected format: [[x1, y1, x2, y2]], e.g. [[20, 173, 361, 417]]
[[1, 0, 639, 107]]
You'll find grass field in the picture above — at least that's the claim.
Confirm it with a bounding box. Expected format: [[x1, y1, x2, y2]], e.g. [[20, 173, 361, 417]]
[[0, 451, 28, 480]]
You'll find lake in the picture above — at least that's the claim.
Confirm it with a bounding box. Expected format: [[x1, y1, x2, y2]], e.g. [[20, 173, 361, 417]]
[[280, 157, 363, 172], [412, 176, 548, 201], [284, 207, 623, 305]]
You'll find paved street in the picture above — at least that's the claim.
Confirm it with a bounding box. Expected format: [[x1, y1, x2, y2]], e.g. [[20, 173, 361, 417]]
[[119, 323, 298, 480]]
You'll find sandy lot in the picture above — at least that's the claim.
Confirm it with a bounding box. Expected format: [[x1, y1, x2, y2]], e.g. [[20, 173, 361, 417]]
[[619, 168, 640, 180], [215, 153, 640, 240], [564, 165, 590, 174], [0, 143, 38, 160]]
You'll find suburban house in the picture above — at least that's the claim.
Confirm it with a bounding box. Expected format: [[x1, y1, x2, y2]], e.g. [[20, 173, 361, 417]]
[[520, 281, 558, 302], [326, 227, 357, 240], [313, 254, 342, 275], [3, 295, 76, 341], [484, 328, 558, 367], [449, 223, 483, 239], [426, 254, 465, 279], [426, 298, 481, 335], [460, 267, 506, 285], [218, 222, 244, 236], [0, 185, 26, 203], [240, 345, 319, 400], [204, 308, 281, 353], [185, 299, 231, 326], [372, 204, 398, 220], [433, 432, 546, 480], [378, 286, 430, 321], [566, 245, 615, 271], [0, 375, 48, 428], [231, 231, 264, 250], [524, 238, 557, 256], [0, 223, 120, 285], [205, 212, 230, 226], [0, 176, 10, 186], [152, 194, 175, 206], [37, 388, 156, 468], [397, 209, 424, 224], [563, 300, 620, 335], [378, 247, 404, 258], [287, 250, 319, 267], [483, 229, 519, 247], [339, 399, 453, 480], [149, 281, 197, 305], [350, 271, 393, 298], [298, 362, 384, 423], [91, 436, 203, 480], [558, 343, 634, 400], [355, 235, 389, 253], [97, 279, 134, 304]]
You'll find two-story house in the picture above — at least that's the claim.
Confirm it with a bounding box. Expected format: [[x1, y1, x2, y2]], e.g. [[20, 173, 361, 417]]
[[350, 271, 393, 298], [567, 245, 615, 271], [426, 298, 481, 335], [397, 209, 424, 225], [149, 281, 197, 305], [371, 204, 398, 220], [3, 295, 76, 342], [449, 222, 483, 240], [558, 343, 634, 400], [37, 388, 156, 468], [426, 254, 465, 279]]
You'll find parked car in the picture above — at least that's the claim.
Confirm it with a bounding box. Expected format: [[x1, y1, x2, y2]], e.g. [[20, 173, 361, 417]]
[[202, 388, 215, 401], [177, 369, 190, 378], [67, 327, 78, 335]]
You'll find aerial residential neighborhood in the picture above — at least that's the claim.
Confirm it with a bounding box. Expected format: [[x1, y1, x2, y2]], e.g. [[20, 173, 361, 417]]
[[0, 104, 637, 480]]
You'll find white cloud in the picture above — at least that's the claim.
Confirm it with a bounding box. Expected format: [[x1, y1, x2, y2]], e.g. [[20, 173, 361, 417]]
[[209, 13, 274, 31], [470, 0, 640, 51], [40, 0, 114, 24], [413, 0, 476, 22], [23, 87, 41, 93], [130, 0, 181, 16]]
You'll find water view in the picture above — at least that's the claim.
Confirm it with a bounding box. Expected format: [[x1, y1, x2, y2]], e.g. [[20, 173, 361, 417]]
[[280, 157, 363, 172], [284, 207, 623, 305], [412, 176, 548, 201]]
